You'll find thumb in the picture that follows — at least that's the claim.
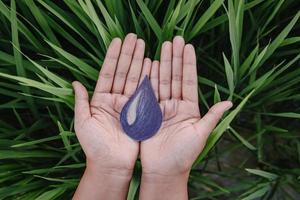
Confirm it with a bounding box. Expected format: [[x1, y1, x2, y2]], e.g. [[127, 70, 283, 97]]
[[72, 81, 91, 129], [193, 101, 233, 142]]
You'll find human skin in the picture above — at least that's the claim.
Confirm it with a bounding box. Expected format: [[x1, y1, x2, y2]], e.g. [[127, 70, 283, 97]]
[[72, 34, 232, 200], [72, 33, 152, 199], [139, 37, 232, 200]]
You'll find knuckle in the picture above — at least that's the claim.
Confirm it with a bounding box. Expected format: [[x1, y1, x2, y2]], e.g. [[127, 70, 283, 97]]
[[127, 76, 139, 83], [207, 110, 221, 122], [161, 59, 172, 65], [100, 72, 113, 79], [183, 79, 196, 86], [106, 55, 118, 61], [172, 74, 182, 81], [116, 71, 127, 78], [121, 50, 132, 57], [113, 87, 123, 93], [151, 75, 159, 80], [133, 57, 144, 62], [160, 79, 171, 85]]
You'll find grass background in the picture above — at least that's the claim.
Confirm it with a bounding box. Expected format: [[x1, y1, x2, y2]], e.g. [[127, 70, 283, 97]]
[[0, 0, 300, 199]]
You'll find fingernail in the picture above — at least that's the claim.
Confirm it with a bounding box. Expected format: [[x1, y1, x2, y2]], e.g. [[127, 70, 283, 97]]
[[225, 101, 233, 110], [127, 33, 137, 38]]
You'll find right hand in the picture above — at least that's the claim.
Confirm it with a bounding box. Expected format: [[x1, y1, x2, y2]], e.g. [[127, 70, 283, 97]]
[[72, 33, 151, 176]]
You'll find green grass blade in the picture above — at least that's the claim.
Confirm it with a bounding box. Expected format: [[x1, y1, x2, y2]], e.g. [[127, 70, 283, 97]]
[[0, 72, 72, 97], [10, 0, 38, 118], [261, 112, 300, 119], [11, 135, 61, 148], [213, 84, 221, 104], [24, 0, 60, 47], [193, 90, 255, 165], [0, 150, 61, 159], [136, 0, 162, 39], [223, 53, 234, 100], [188, 0, 224, 40], [245, 168, 278, 180], [229, 127, 256, 151], [95, 0, 124, 38], [46, 41, 98, 81], [261, 10, 300, 63], [35, 187, 66, 200], [241, 185, 270, 200], [79, 0, 110, 47]]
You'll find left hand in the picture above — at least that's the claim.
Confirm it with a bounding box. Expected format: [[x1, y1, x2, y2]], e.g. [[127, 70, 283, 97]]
[[140, 36, 233, 178]]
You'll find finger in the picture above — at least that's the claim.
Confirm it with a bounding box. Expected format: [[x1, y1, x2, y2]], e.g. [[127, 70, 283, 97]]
[[159, 41, 172, 101], [93, 38, 121, 94], [138, 58, 152, 86], [172, 36, 185, 99], [193, 101, 233, 142], [182, 44, 198, 102], [72, 81, 91, 129], [150, 60, 159, 100], [124, 39, 145, 96], [112, 33, 137, 94]]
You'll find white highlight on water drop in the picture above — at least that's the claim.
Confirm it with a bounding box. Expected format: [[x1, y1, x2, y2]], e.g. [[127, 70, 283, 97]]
[[127, 92, 142, 125]]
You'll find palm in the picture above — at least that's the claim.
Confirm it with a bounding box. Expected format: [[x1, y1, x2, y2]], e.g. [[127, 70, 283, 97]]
[[142, 100, 205, 175], [77, 94, 138, 170]]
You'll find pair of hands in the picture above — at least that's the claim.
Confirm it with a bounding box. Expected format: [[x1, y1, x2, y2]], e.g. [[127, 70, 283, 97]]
[[72, 33, 232, 200]]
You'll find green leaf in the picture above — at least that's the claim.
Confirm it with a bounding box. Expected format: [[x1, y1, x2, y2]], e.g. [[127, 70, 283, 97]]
[[0, 0, 44, 50], [10, 0, 38, 118], [229, 127, 256, 151], [280, 37, 300, 47], [11, 0, 25, 77], [37, 0, 101, 53], [194, 90, 255, 165], [129, 2, 145, 38], [188, 0, 224, 40], [136, 0, 162, 39], [260, 0, 284, 34], [127, 172, 140, 200], [35, 187, 66, 200], [0, 71, 72, 97], [12, 44, 71, 88], [11, 135, 60, 147], [241, 185, 270, 200], [226, 0, 242, 76], [261, 10, 300, 63], [200, 0, 265, 33], [95, 0, 124, 38], [0, 150, 60, 159], [261, 112, 300, 119], [247, 44, 269, 75], [214, 84, 221, 104], [239, 45, 258, 79], [58, 121, 78, 162], [78, 0, 110, 48], [223, 53, 234, 100], [24, 0, 60, 47], [46, 41, 98, 81], [245, 168, 278, 180]]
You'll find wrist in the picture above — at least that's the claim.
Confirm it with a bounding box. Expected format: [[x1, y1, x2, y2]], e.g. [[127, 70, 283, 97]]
[[73, 162, 133, 200], [141, 171, 189, 184], [84, 160, 133, 192], [139, 171, 189, 200], [86, 159, 134, 180]]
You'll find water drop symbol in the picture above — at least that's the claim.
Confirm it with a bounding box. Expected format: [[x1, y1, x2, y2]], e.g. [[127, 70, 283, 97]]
[[120, 76, 162, 141]]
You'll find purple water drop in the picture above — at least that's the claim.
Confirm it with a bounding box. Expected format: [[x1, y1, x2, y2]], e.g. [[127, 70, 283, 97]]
[[120, 76, 162, 141]]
